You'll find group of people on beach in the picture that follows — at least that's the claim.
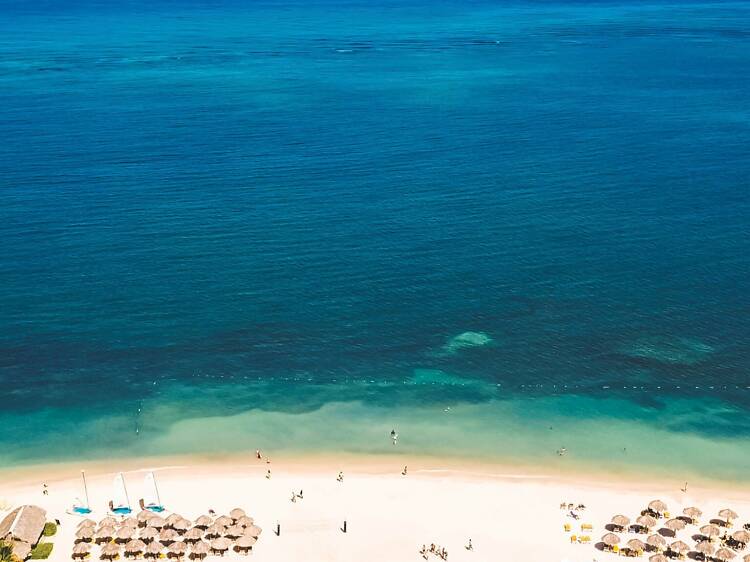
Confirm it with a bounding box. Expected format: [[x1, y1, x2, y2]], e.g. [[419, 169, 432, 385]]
[[420, 543, 450, 560]]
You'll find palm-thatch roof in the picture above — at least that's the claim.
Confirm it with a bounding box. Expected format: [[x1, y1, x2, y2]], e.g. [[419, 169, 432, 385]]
[[190, 541, 209, 559], [719, 509, 739, 522], [695, 541, 715, 556], [146, 542, 163, 557], [209, 538, 230, 552], [95, 526, 116, 542], [234, 517, 253, 528], [204, 525, 224, 539], [733, 530, 750, 544], [669, 541, 690, 555], [159, 529, 179, 545], [649, 555, 668, 562], [602, 533, 620, 546], [124, 539, 146, 554], [214, 516, 233, 528], [646, 534, 666, 548], [701, 524, 721, 538], [664, 519, 686, 532], [0, 505, 47, 546], [77, 519, 96, 530], [137, 511, 156, 525], [72, 542, 92, 558], [147, 517, 166, 529], [184, 528, 203, 542], [99, 518, 117, 529], [229, 509, 245, 521], [116, 527, 135, 542], [715, 547, 737, 561], [167, 542, 186, 558], [243, 525, 262, 538], [683, 507, 702, 520], [193, 517, 212, 530], [612, 515, 630, 528], [100, 543, 120, 560], [626, 539, 646, 551], [637, 515, 657, 529], [76, 527, 95, 542], [119, 518, 138, 529], [139, 528, 158, 542], [224, 526, 243, 539], [648, 500, 668, 513], [235, 536, 256, 549], [172, 519, 190, 534]]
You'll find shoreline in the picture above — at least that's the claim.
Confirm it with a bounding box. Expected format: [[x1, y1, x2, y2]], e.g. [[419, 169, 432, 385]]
[[3, 449, 748, 498]]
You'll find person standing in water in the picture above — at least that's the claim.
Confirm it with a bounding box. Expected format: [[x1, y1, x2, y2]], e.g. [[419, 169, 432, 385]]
[[390, 429, 398, 445]]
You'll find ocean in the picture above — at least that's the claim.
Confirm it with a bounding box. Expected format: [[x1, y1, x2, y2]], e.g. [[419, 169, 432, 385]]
[[1, 0, 749, 480]]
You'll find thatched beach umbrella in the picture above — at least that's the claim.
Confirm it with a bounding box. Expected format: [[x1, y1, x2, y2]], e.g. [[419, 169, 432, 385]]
[[193, 516, 212, 530], [204, 525, 224, 539], [637, 515, 657, 529], [721, 510, 740, 525], [167, 542, 186, 559], [116, 527, 136, 543], [701, 524, 722, 540], [100, 543, 120, 561], [243, 525, 262, 538], [165, 514, 183, 526], [612, 515, 630, 529], [124, 539, 146, 557], [235, 516, 254, 528], [716, 548, 737, 561], [171, 519, 190, 534], [683, 507, 702, 522], [145, 542, 162, 559], [744, 555, 750, 562], [210, 538, 231, 555], [665, 519, 686, 532], [137, 511, 155, 527], [147, 516, 166, 530], [214, 516, 233, 528], [183, 528, 203, 543], [119, 518, 138, 529], [647, 534, 666, 550], [695, 541, 715, 557], [72, 542, 92, 559], [139, 528, 158, 543], [100, 517, 118, 529], [669, 541, 690, 556], [189, 542, 209, 561], [78, 519, 97, 529], [224, 525, 243, 539], [649, 555, 668, 562], [649, 500, 668, 515], [602, 533, 621, 548], [95, 526, 116, 544], [76, 527, 95, 543], [627, 539, 646, 552], [159, 529, 179, 545], [229, 509, 245, 521], [733, 530, 750, 545], [234, 536, 256, 553]]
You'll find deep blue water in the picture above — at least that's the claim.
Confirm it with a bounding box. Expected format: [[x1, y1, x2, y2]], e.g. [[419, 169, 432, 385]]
[[1, 0, 749, 471]]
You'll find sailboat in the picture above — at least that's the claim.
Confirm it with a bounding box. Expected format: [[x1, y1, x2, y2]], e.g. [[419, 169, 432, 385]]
[[140, 471, 165, 513], [109, 472, 132, 515], [69, 470, 93, 515]]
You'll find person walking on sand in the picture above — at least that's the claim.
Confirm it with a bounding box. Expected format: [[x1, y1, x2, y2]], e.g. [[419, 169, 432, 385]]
[[266, 469, 271, 479], [291, 492, 296, 503], [256, 449, 262, 460], [465, 538, 473, 551], [401, 465, 407, 476]]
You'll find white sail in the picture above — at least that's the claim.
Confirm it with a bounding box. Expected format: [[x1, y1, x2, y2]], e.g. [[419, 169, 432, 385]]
[[143, 472, 162, 509], [112, 472, 130, 510]]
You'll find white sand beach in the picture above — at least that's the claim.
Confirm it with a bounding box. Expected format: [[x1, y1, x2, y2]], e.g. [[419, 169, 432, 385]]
[[3, 455, 750, 562]]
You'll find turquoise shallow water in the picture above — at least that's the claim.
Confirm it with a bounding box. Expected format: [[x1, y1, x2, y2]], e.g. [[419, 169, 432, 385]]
[[0, 0, 749, 478]]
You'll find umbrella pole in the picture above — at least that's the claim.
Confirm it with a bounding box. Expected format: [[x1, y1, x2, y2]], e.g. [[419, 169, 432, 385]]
[[82, 470, 90, 510]]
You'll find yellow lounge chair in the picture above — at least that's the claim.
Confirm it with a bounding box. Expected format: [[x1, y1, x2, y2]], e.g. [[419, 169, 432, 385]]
[[564, 523, 571, 532], [581, 523, 593, 531], [663, 511, 671, 518], [570, 535, 577, 544], [613, 545, 620, 554], [579, 536, 591, 544]]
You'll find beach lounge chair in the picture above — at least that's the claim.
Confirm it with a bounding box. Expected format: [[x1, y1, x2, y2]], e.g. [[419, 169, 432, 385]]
[[613, 545, 620, 554], [581, 523, 593, 532], [570, 535, 577, 544], [579, 536, 591, 544], [564, 523, 571, 532]]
